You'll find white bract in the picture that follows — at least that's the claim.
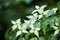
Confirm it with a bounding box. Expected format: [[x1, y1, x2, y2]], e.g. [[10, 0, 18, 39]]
[[29, 25, 41, 37], [52, 8, 58, 14], [25, 13, 37, 25], [16, 29, 28, 37], [54, 29, 59, 36], [52, 26, 58, 30], [52, 26, 59, 36], [55, 22, 59, 26], [38, 15, 43, 19], [43, 10, 50, 15], [27, 13, 38, 21]]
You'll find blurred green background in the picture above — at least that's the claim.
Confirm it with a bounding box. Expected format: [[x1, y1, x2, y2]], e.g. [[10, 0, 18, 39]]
[[0, 0, 60, 40]]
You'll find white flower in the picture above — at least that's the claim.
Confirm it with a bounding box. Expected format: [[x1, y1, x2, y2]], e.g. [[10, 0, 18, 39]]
[[29, 25, 41, 37], [31, 5, 47, 20], [16, 23, 28, 37], [11, 19, 28, 36], [11, 19, 21, 30], [32, 5, 47, 14]]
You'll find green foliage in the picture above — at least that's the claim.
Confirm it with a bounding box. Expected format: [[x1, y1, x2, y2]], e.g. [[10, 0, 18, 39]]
[[5, 5, 59, 40]]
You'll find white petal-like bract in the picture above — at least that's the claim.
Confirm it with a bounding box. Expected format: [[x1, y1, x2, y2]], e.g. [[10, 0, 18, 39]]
[[12, 25, 17, 31], [34, 31, 39, 37], [16, 31, 22, 37], [35, 5, 39, 9], [54, 30, 59, 36], [11, 20, 16, 24]]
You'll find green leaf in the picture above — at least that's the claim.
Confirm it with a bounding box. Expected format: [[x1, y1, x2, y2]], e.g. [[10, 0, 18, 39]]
[[24, 0, 32, 4], [38, 37, 46, 40], [18, 38, 25, 40], [48, 17, 56, 27], [22, 38, 25, 40], [41, 19, 48, 34], [30, 37, 37, 40], [34, 22, 40, 28], [48, 34, 56, 40], [57, 1, 60, 11]]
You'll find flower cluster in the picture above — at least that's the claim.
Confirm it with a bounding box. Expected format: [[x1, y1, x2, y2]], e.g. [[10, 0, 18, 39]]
[[11, 5, 58, 38]]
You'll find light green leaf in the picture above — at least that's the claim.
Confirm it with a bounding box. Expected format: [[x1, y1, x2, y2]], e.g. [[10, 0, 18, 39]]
[[18, 38, 25, 40], [34, 22, 40, 28], [48, 17, 56, 27], [30, 38, 35, 40], [22, 38, 25, 40]]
